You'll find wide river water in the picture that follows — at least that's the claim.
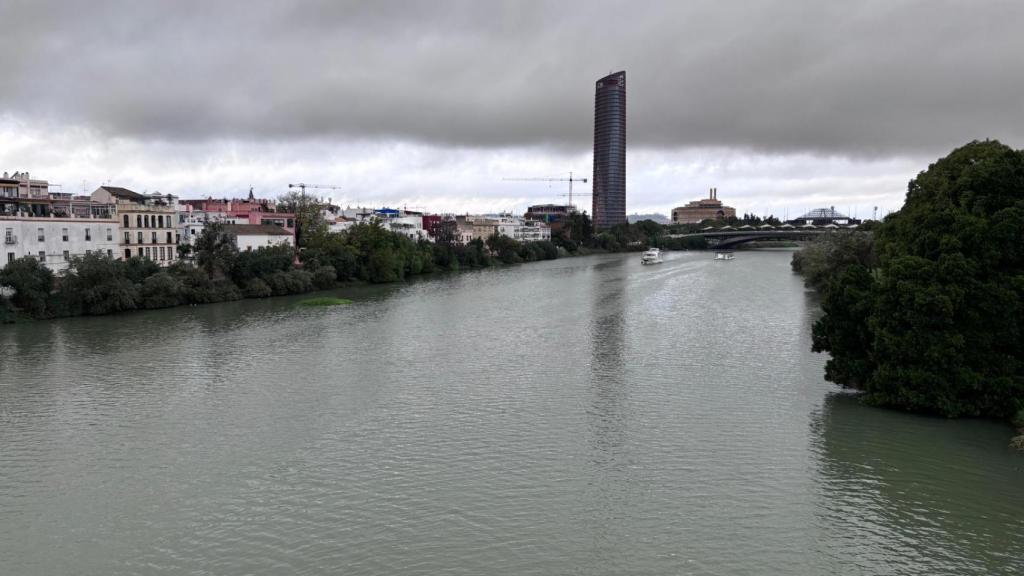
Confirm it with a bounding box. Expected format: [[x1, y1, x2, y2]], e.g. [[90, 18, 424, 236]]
[[1, 250, 1022, 575]]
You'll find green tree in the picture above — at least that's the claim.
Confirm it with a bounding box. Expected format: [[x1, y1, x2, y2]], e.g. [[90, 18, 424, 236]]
[[807, 140, 1024, 420], [486, 233, 522, 264], [195, 222, 239, 280], [231, 244, 294, 285], [140, 272, 185, 309], [811, 264, 876, 387], [277, 190, 327, 247], [60, 253, 139, 315], [0, 256, 53, 317], [0, 295, 16, 323]]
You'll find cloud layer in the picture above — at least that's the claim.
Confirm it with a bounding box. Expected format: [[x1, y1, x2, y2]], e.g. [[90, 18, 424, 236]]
[[3, 0, 1022, 155], [2, 1, 1020, 216]]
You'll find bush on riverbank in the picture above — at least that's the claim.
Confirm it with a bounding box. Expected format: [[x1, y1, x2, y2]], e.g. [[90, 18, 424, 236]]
[[0, 220, 564, 321], [302, 222, 562, 282], [796, 140, 1024, 423], [1, 212, 717, 323]]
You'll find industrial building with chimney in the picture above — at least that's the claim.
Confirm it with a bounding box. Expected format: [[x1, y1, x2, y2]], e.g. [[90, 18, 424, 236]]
[[592, 71, 626, 229], [671, 188, 737, 224]]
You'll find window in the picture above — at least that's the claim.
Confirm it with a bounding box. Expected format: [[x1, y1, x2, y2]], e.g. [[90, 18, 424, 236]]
[[167, 249, 174, 261], [62, 228, 69, 242], [158, 215, 164, 228], [63, 250, 69, 261], [124, 249, 131, 259], [85, 228, 92, 241], [7, 252, 13, 263], [151, 231, 157, 243], [124, 231, 131, 244], [144, 215, 150, 228], [166, 231, 172, 243], [123, 214, 129, 228], [176, 233, 181, 244], [137, 231, 143, 243], [85, 250, 91, 255], [159, 246, 165, 260], [106, 228, 113, 241], [38, 251, 45, 262], [144, 247, 151, 259], [37, 227, 44, 242], [137, 215, 142, 228], [107, 249, 112, 257]]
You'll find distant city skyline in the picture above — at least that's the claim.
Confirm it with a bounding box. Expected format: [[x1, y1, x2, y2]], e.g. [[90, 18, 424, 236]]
[[3, 1, 1023, 219]]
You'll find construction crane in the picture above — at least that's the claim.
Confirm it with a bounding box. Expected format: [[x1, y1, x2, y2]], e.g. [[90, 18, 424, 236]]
[[288, 183, 342, 199], [503, 171, 589, 210]]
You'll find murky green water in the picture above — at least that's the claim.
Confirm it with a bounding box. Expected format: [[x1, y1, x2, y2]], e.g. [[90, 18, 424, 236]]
[[2, 251, 1021, 575]]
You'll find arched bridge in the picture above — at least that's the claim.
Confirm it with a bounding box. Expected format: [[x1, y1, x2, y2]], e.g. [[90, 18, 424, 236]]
[[668, 229, 838, 249]]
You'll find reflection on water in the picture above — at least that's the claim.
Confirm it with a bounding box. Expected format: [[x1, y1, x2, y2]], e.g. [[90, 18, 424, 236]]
[[1, 251, 1022, 575], [812, 392, 1024, 574]]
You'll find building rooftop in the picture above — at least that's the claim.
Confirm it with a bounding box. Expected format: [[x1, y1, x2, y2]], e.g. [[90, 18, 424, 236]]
[[97, 186, 146, 200], [798, 207, 849, 220], [222, 224, 292, 236]]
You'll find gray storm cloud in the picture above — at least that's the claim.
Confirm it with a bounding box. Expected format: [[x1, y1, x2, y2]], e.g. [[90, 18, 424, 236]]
[[1, 0, 1022, 156]]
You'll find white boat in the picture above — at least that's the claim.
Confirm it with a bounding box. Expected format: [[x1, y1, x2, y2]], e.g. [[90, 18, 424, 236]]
[[714, 251, 734, 261], [641, 248, 663, 265]]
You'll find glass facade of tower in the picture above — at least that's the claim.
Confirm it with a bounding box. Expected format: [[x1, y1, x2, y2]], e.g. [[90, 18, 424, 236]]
[[592, 71, 626, 229]]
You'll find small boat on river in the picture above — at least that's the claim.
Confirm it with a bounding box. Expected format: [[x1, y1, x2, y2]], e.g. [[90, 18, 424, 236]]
[[714, 251, 735, 261], [641, 248, 663, 265]]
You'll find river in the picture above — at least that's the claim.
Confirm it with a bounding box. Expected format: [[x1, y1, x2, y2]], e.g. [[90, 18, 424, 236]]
[[1, 250, 1022, 575]]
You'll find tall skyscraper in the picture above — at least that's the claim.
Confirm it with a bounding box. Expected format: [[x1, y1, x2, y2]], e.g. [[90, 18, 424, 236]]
[[592, 70, 626, 229]]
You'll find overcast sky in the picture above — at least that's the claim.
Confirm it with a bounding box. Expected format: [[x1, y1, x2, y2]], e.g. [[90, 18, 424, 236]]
[[2, 0, 1022, 217]]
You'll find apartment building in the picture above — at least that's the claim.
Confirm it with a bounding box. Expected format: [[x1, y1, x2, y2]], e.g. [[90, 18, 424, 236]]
[[91, 186, 180, 265], [2, 173, 119, 271]]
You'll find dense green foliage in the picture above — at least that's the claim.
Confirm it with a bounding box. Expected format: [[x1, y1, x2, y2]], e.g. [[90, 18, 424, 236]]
[[0, 227, 314, 320], [791, 231, 876, 292], [2, 206, 713, 322], [0, 257, 53, 317], [799, 141, 1024, 421], [300, 221, 562, 283]]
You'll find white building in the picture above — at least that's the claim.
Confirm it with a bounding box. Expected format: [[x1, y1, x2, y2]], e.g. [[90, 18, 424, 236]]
[[178, 209, 227, 247], [385, 215, 430, 241], [495, 215, 551, 242], [2, 172, 120, 272], [329, 208, 431, 241], [327, 217, 357, 234], [222, 224, 294, 251], [3, 217, 120, 272]]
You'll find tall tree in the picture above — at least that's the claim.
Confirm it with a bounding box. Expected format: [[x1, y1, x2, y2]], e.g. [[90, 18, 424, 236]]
[[277, 190, 327, 247], [195, 222, 239, 280], [811, 140, 1024, 420]]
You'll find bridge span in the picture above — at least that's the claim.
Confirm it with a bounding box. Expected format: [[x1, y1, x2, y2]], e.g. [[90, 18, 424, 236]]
[[667, 229, 838, 249]]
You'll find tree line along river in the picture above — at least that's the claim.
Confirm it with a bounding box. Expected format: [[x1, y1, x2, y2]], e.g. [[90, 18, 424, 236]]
[[1, 250, 1021, 575]]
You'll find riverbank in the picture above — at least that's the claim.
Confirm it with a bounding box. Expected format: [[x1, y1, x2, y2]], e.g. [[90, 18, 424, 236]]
[[2, 216, 717, 324], [789, 142, 1024, 447]]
